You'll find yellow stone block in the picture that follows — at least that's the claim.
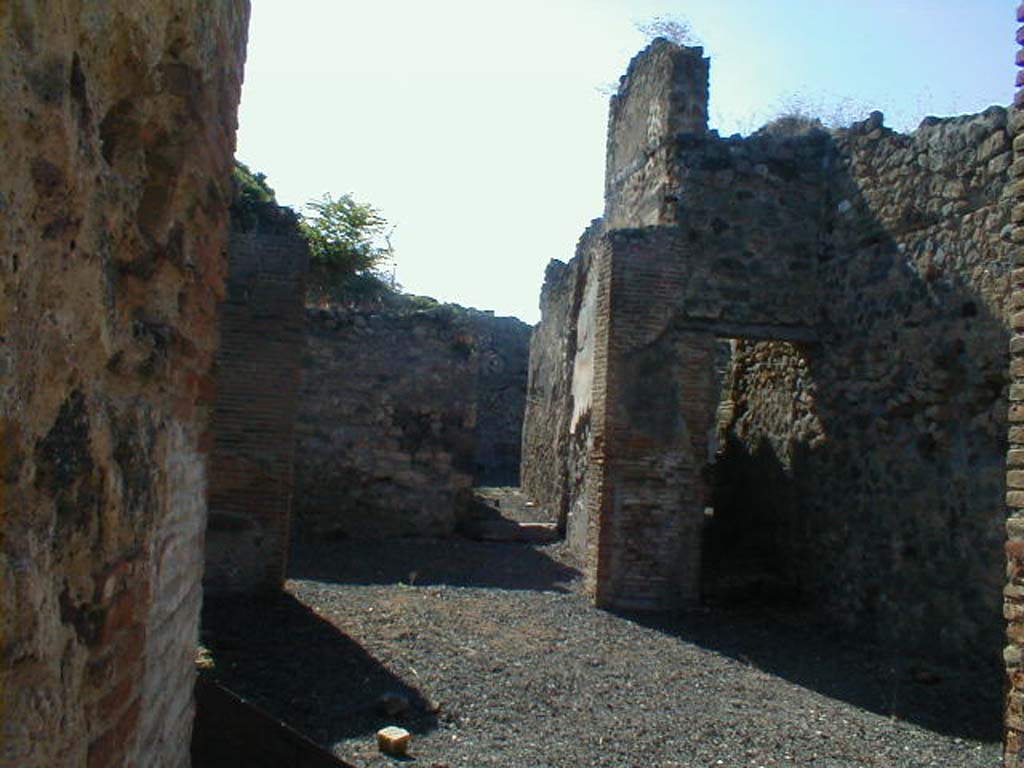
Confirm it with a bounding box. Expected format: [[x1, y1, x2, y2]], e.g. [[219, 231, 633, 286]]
[[377, 726, 411, 756]]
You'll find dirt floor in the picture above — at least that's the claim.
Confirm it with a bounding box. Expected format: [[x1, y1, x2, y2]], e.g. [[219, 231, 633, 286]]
[[199, 536, 1003, 768]]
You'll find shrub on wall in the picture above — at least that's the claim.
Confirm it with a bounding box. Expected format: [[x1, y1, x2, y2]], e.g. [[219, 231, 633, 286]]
[[230, 160, 398, 306], [301, 193, 396, 306]]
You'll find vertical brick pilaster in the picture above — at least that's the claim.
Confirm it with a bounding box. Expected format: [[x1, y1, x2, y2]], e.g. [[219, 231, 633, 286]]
[[204, 231, 309, 595], [1006, 6, 1024, 766]]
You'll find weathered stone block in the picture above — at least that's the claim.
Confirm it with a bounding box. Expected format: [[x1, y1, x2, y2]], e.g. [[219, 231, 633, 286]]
[[377, 726, 411, 755]]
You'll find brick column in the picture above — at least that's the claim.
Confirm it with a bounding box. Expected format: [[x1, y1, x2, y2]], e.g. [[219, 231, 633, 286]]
[[590, 233, 717, 609], [204, 231, 308, 594]]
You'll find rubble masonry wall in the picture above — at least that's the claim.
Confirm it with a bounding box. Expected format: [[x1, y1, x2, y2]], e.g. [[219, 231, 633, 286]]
[[0, 3, 248, 766], [295, 305, 529, 539]]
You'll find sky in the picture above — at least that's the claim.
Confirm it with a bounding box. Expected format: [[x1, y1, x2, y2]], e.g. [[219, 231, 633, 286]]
[[236, 1, 1016, 324]]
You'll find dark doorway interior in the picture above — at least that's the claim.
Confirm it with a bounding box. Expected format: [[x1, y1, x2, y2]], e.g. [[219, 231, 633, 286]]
[[700, 338, 807, 607]]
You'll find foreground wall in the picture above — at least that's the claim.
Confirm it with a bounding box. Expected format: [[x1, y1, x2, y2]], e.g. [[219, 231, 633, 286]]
[[295, 303, 529, 539], [0, 3, 249, 766]]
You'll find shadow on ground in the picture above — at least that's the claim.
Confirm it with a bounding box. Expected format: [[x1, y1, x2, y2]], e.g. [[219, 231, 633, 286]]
[[216, 537, 1000, 752], [199, 593, 439, 746], [615, 604, 1004, 743], [289, 536, 580, 593]]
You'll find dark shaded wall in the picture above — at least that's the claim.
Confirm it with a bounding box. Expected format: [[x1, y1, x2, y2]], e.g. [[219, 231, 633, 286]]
[[204, 230, 309, 594], [715, 107, 1013, 668], [0, 3, 249, 765], [295, 304, 529, 539], [521, 223, 600, 542], [472, 312, 531, 486]]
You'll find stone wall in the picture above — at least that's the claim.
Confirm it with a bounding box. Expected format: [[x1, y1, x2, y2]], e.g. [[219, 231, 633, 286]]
[[471, 310, 531, 486], [524, 37, 1014, 670], [295, 303, 529, 539], [0, 3, 248, 766], [711, 106, 1014, 666], [204, 230, 308, 594], [604, 40, 709, 229], [521, 223, 599, 541], [1006, 5, 1024, 765]]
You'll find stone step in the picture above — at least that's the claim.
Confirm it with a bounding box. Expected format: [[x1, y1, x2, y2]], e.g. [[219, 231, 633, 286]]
[[462, 519, 560, 544]]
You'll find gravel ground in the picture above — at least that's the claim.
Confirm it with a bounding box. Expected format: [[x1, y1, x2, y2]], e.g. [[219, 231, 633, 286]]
[[200, 537, 1002, 768]]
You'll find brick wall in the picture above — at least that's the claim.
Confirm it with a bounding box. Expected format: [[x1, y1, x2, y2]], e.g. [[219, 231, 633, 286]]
[[1005, 5, 1024, 765], [0, 3, 249, 766], [204, 231, 308, 594]]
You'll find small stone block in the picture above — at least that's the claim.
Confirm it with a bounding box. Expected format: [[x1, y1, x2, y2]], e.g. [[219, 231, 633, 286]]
[[377, 726, 411, 755]]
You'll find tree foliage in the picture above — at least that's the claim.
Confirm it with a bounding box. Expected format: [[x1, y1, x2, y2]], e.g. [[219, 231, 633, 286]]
[[301, 193, 395, 305]]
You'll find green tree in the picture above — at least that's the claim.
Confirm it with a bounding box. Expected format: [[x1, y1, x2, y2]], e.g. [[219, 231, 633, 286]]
[[301, 193, 395, 305]]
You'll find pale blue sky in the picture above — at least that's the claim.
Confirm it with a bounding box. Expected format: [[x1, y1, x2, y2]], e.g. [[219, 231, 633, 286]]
[[237, 1, 1015, 323]]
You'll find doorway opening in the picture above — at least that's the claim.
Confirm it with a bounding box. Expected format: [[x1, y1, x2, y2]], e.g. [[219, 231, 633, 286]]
[[700, 337, 820, 607]]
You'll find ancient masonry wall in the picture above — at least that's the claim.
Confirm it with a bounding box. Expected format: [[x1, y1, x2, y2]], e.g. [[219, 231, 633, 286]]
[[716, 106, 1014, 666], [204, 231, 308, 594], [295, 305, 529, 539], [604, 39, 709, 230], [470, 310, 531, 486], [703, 340, 823, 602], [524, 38, 1015, 669], [832, 111, 1006, 658], [1005, 5, 1024, 765], [521, 223, 599, 541], [589, 224, 817, 608], [0, 3, 248, 767]]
